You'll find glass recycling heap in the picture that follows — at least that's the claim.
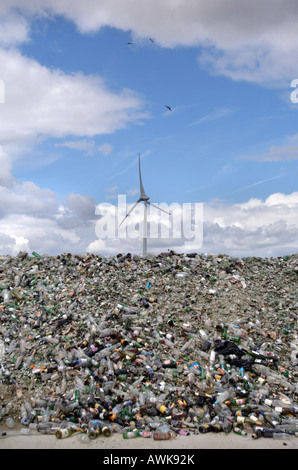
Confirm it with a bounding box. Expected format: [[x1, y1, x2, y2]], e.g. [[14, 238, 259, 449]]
[[0, 250, 297, 441]]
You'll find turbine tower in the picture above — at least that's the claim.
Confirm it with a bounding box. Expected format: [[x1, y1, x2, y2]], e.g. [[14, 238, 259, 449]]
[[119, 153, 170, 256]]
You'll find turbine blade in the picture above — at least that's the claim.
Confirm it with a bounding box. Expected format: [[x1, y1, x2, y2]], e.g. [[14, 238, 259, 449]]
[[118, 200, 140, 227], [138, 153, 146, 197], [148, 201, 171, 215]]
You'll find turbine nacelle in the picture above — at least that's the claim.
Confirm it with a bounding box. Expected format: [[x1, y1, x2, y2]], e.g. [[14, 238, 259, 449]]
[[139, 195, 150, 202]]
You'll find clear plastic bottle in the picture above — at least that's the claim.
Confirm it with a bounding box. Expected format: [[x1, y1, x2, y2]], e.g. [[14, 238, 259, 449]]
[[209, 350, 216, 369], [79, 434, 91, 443], [216, 390, 230, 404], [181, 338, 194, 352], [99, 347, 112, 358], [15, 354, 24, 369], [220, 416, 233, 433], [55, 357, 67, 371], [153, 431, 173, 440], [20, 428, 32, 435], [6, 417, 15, 429], [107, 357, 115, 375], [0, 340, 5, 361], [272, 432, 292, 440], [264, 398, 295, 414], [2, 289, 11, 304], [111, 403, 124, 415], [153, 424, 174, 440], [36, 422, 55, 434], [20, 403, 28, 426], [276, 424, 298, 434]]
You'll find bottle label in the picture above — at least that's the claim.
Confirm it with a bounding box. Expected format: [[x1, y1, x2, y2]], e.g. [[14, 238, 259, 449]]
[[249, 414, 258, 422], [59, 428, 70, 438], [210, 351, 216, 361], [236, 399, 246, 405], [126, 431, 138, 438]]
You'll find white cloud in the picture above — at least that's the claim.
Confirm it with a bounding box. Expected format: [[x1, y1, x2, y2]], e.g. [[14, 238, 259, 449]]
[[265, 192, 298, 207], [0, 176, 297, 256], [0, 152, 98, 255], [98, 143, 113, 156], [56, 140, 113, 157], [64, 193, 98, 220], [0, 170, 57, 219], [0, 147, 16, 187], [198, 193, 298, 256], [56, 139, 96, 156], [238, 138, 298, 162], [0, 11, 30, 46], [86, 192, 298, 257], [105, 186, 119, 193], [0, 1, 297, 85], [0, 47, 149, 150], [127, 187, 139, 196]]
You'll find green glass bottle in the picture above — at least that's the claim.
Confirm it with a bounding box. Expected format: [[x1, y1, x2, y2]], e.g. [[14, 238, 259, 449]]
[[233, 426, 247, 436], [123, 429, 140, 439]]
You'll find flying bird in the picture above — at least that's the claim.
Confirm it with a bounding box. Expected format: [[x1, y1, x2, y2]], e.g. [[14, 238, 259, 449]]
[[165, 105, 172, 111], [127, 42, 133, 45], [149, 38, 154, 43]]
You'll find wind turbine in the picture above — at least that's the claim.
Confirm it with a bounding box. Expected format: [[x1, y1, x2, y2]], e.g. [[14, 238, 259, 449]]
[[119, 154, 170, 256]]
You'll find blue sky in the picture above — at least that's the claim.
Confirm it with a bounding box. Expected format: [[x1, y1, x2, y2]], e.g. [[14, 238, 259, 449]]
[[0, 1, 298, 257]]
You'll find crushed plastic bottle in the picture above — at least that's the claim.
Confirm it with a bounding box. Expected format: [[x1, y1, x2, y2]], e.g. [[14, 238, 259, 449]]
[[153, 424, 175, 440]]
